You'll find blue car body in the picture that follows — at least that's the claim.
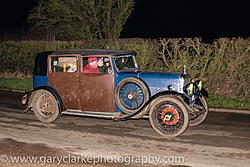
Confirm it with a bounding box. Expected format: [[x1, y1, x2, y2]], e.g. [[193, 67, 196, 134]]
[[33, 59, 185, 113], [30, 49, 207, 116], [22, 49, 208, 137]]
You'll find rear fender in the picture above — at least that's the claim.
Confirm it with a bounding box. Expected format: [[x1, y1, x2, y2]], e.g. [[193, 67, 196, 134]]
[[24, 86, 65, 113]]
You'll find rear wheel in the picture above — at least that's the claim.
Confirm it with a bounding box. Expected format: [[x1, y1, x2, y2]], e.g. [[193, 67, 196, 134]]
[[149, 96, 189, 137], [32, 90, 60, 123]]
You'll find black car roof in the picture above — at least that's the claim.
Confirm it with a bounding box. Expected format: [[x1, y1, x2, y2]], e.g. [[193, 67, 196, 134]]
[[37, 49, 136, 57], [34, 49, 136, 76]]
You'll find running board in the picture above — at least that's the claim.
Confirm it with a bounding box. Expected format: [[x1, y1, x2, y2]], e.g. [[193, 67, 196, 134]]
[[62, 110, 121, 119]]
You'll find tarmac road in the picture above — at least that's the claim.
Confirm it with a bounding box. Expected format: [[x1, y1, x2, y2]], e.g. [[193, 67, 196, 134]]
[[0, 90, 250, 167]]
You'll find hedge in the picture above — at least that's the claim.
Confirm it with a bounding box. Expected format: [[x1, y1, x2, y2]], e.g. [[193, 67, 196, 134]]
[[0, 38, 249, 101]]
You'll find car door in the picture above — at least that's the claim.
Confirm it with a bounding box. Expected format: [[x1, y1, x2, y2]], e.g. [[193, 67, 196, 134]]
[[78, 55, 115, 112], [47, 54, 80, 110]]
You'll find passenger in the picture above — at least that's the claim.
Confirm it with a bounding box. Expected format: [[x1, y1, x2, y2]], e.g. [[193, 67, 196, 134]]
[[82, 57, 100, 74], [97, 58, 105, 73]]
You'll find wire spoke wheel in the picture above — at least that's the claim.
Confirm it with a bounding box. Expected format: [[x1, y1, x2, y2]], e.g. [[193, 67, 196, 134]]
[[155, 103, 184, 134], [115, 77, 150, 118], [149, 96, 189, 137], [37, 94, 56, 117], [32, 90, 60, 123], [119, 83, 144, 110]]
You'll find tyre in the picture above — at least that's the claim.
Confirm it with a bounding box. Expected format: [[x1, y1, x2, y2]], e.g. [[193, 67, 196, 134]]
[[115, 77, 150, 118], [189, 96, 209, 126], [149, 96, 189, 137], [32, 89, 60, 123]]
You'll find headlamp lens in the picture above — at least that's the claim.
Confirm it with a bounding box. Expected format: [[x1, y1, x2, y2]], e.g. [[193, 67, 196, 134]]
[[198, 80, 202, 91], [187, 83, 194, 95]]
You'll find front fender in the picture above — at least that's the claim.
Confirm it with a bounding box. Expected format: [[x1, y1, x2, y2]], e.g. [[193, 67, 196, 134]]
[[114, 91, 184, 121], [148, 91, 184, 102], [201, 88, 208, 98]]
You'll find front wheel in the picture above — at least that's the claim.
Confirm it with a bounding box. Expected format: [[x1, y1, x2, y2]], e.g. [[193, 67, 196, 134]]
[[32, 90, 60, 123], [149, 96, 189, 137], [189, 96, 209, 126]]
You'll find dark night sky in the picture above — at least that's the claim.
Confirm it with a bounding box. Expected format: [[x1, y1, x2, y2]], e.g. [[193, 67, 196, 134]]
[[0, 0, 249, 40]]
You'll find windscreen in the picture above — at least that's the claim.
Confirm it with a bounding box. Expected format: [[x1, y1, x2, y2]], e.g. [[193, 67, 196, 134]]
[[114, 55, 138, 72]]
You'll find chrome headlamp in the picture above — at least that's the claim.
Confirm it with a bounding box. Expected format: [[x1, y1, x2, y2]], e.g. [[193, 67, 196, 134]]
[[184, 79, 202, 96], [195, 80, 202, 92], [187, 83, 194, 95], [198, 80, 202, 91]]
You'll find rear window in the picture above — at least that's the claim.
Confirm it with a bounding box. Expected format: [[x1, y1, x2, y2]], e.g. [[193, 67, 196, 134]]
[[34, 53, 48, 76]]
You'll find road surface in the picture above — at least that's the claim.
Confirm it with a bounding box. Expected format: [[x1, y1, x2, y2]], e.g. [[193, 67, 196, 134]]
[[0, 90, 250, 167]]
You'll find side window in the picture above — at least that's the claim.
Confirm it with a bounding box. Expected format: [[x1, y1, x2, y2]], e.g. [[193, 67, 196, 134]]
[[51, 56, 77, 72], [82, 56, 112, 74], [114, 55, 136, 71]]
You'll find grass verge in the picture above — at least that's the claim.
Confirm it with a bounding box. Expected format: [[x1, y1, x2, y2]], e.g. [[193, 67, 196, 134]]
[[0, 78, 249, 110], [207, 94, 249, 110], [0, 78, 32, 90]]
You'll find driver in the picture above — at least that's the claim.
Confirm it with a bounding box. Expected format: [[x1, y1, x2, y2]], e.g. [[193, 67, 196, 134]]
[[82, 57, 100, 74]]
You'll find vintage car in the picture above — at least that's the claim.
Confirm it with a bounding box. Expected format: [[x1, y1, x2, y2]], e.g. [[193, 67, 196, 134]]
[[22, 49, 208, 137]]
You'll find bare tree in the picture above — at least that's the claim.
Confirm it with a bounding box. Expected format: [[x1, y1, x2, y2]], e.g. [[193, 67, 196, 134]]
[[27, 0, 134, 40]]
